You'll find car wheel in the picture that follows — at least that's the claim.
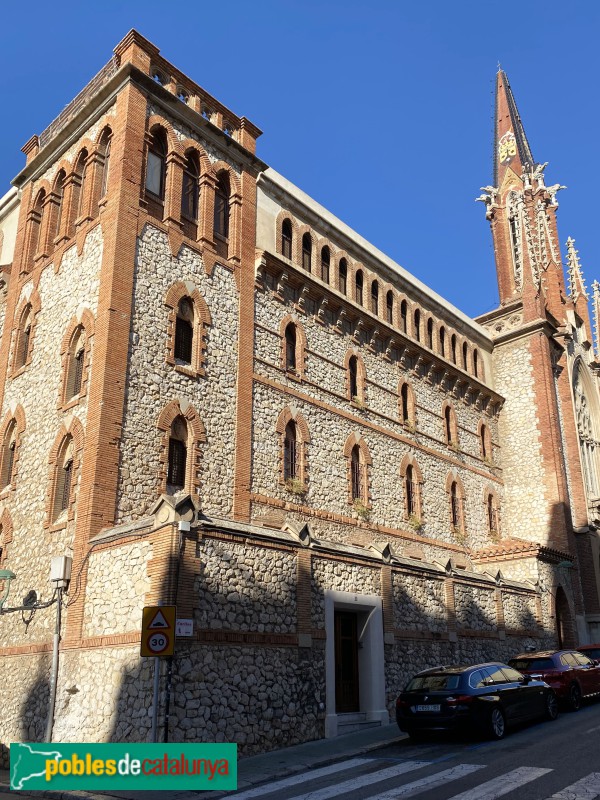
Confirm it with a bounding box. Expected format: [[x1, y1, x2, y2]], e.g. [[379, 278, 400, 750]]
[[568, 683, 582, 712], [488, 706, 506, 739], [544, 691, 559, 721]]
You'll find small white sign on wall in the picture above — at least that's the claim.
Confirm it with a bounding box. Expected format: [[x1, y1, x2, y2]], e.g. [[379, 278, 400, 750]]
[[176, 619, 194, 637]]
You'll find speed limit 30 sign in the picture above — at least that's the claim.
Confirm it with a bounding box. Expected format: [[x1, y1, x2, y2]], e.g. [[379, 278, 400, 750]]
[[140, 606, 176, 657]]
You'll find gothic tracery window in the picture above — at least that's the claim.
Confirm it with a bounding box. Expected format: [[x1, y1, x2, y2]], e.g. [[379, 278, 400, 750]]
[[574, 363, 600, 498]]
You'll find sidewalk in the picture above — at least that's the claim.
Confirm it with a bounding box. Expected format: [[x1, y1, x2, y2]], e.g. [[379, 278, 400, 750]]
[[0, 723, 404, 799]]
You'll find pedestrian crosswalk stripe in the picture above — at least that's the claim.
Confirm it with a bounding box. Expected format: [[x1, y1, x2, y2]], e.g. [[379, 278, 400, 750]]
[[227, 757, 378, 799], [367, 763, 485, 799], [542, 773, 600, 800], [444, 766, 553, 800], [247, 760, 430, 800]]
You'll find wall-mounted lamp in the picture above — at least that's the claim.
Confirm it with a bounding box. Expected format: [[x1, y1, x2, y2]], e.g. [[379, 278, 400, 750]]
[[0, 568, 17, 611]]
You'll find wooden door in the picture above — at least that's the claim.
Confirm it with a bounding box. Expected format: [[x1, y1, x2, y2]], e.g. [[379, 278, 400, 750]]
[[334, 610, 359, 712]]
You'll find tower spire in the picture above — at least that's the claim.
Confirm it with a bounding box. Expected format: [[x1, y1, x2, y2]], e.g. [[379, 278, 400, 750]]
[[493, 70, 536, 186], [566, 236, 589, 303]]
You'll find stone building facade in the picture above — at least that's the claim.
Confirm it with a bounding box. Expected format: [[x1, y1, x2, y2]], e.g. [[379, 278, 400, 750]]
[[1, 32, 600, 756]]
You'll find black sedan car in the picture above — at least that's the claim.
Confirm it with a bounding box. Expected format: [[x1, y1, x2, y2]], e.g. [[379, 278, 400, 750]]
[[396, 662, 558, 740]]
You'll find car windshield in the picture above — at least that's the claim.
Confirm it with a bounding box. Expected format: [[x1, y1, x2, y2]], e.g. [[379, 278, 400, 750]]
[[406, 674, 461, 691], [509, 658, 554, 671]]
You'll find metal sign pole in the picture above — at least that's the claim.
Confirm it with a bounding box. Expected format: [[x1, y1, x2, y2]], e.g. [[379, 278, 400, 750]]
[[150, 656, 160, 743]]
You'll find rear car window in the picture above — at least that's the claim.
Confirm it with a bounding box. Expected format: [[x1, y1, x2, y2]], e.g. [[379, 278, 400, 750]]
[[572, 652, 593, 666], [560, 653, 578, 667], [406, 674, 461, 691], [501, 667, 524, 682], [509, 658, 555, 671]]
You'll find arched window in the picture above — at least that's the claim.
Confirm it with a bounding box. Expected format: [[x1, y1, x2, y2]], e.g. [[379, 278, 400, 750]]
[[338, 258, 347, 294], [386, 291, 393, 324], [281, 219, 293, 260], [355, 270, 363, 305], [487, 493, 500, 537], [69, 149, 88, 236], [574, 361, 600, 499], [451, 334, 457, 364], [214, 171, 230, 239], [443, 403, 458, 448], [1, 421, 16, 489], [99, 134, 111, 200], [405, 464, 417, 516], [52, 435, 74, 521], [284, 322, 297, 372], [350, 445, 363, 501], [167, 416, 188, 492], [181, 151, 200, 221], [174, 298, 194, 364], [400, 300, 408, 334], [49, 170, 66, 245], [371, 281, 379, 316], [480, 422, 491, 461], [462, 342, 468, 371], [399, 380, 415, 428], [15, 304, 33, 370], [427, 318, 434, 350], [25, 190, 46, 268], [473, 349, 480, 378], [65, 326, 86, 400], [439, 326, 446, 357], [302, 233, 312, 272], [284, 420, 298, 481], [400, 456, 422, 522], [450, 481, 463, 532], [414, 309, 421, 342], [321, 246, 330, 283], [145, 128, 167, 201], [349, 355, 358, 400]]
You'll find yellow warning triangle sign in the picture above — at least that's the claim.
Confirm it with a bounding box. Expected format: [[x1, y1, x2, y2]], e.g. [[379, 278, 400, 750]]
[[148, 610, 171, 629]]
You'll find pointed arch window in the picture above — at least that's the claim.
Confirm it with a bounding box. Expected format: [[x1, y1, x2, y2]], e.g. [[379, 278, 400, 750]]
[[69, 149, 88, 235], [52, 434, 76, 522], [349, 356, 358, 400], [174, 298, 194, 364], [473, 349, 480, 378], [355, 270, 363, 305], [99, 135, 111, 199], [371, 281, 379, 316], [401, 457, 422, 521], [462, 342, 468, 371], [145, 128, 168, 200], [405, 464, 417, 516], [386, 291, 393, 324], [65, 326, 86, 400], [1, 422, 16, 489], [350, 445, 363, 501], [450, 481, 463, 531], [487, 492, 500, 538], [451, 334, 457, 364], [439, 327, 446, 357], [26, 190, 46, 268], [400, 300, 408, 334], [284, 420, 298, 481], [284, 322, 297, 372], [181, 151, 200, 221], [399, 380, 415, 428], [427, 318, 434, 350], [302, 233, 312, 272], [479, 422, 491, 461], [443, 403, 458, 448], [15, 304, 33, 370], [214, 172, 230, 240], [414, 309, 421, 342], [338, 258, 347, 294], [50, 170, 66, 244], [167, 416, 188, 492], [321, 246, 330, 283], [281, 219, 293, 260]]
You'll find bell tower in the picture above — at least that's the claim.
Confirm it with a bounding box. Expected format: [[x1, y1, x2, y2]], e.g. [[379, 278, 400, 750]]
[[478, 69, 567, 323]]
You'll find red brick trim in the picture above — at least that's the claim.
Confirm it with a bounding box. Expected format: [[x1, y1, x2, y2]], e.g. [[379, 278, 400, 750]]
[[343, 431, 372, 507], [279, 314, 307, 380], [441, 399, 459, 449], [344, 348, 367, 405], [0, 404, 26, 494], [44, 416, 85, 530], [275, 210, 298, 261], [9, 287, 41, 377], [157, 399, 206, 498], [164, 281, 212, 377], [275, 406, 311, 491], [58, 308, 95, 410], [399, 453, 423, 521], [0, 508, 14, 566]]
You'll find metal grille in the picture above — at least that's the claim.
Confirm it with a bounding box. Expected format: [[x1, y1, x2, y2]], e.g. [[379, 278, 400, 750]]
[[284, 428, 298, 480], [61, 460, 73, 512], [451, 489, 461, 528], [351, 450, 362, 500], [406, 478, 416, 516], [175, 318, 193, 363], [285, 325, 297, 371], [73, 350, 84, 396], [168, 439, 187, 488]]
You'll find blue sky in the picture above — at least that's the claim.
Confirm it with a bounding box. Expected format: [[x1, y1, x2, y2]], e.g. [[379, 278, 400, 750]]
[[1, 1, 599, 318]]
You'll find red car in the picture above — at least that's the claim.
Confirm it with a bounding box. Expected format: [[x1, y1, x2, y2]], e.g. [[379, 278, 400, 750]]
[[508, 650, 600, 711], [577, 643, 600, 663]]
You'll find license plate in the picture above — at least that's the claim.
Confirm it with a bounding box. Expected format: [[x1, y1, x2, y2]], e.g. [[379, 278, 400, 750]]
[[415, 704, 441, 712]]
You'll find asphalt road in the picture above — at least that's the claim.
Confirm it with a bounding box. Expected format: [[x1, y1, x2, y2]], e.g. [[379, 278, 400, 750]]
[[223, 700, 600, 800]]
